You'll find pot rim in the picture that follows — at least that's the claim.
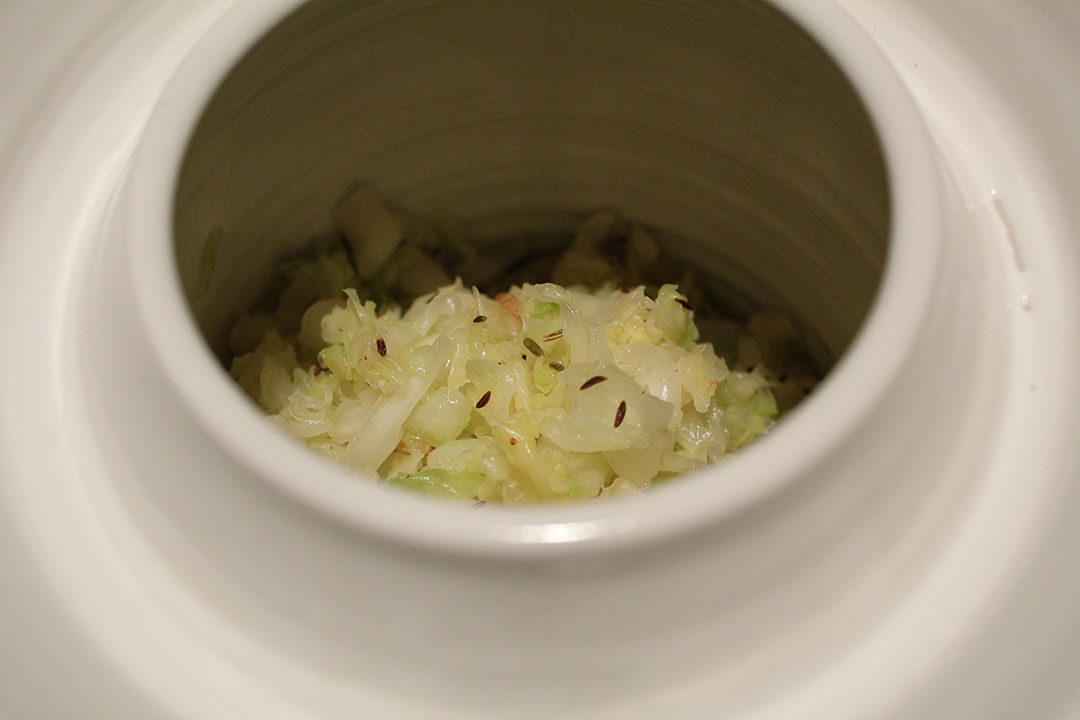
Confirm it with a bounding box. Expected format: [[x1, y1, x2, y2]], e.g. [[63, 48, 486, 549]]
[[125, 0, 941, 557]]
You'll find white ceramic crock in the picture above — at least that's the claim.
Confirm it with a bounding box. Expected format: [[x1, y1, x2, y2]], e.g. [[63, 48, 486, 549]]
[[19, 0, 1045, 716], [80, 0, 1001, 715]]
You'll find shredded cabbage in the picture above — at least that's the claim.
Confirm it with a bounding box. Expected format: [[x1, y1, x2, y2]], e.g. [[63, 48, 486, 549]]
[[228, 190, 817, 502]]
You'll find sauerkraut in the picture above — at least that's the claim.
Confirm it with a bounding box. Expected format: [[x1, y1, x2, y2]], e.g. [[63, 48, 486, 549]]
[[228, 187, 816, 502]]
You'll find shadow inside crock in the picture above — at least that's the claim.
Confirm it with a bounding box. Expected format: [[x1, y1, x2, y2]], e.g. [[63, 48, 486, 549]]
[[175, 0, 888, 378]]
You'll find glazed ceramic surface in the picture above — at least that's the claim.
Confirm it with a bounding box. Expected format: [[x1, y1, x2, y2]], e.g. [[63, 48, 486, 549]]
[[1, 1, 1078, 718]]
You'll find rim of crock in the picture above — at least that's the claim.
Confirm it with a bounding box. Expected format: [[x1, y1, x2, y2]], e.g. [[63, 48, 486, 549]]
[[126, 0, 940, 557]]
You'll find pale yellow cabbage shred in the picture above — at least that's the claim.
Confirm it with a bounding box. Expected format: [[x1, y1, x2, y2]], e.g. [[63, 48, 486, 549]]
[[230, 277, 788, 503]]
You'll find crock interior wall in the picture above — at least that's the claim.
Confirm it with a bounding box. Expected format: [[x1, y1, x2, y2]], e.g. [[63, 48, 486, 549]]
[[173, 0, 890, 366]]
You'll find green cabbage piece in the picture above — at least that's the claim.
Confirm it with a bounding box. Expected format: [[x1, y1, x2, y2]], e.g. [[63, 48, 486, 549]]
[[389, 468, 486, 499]]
